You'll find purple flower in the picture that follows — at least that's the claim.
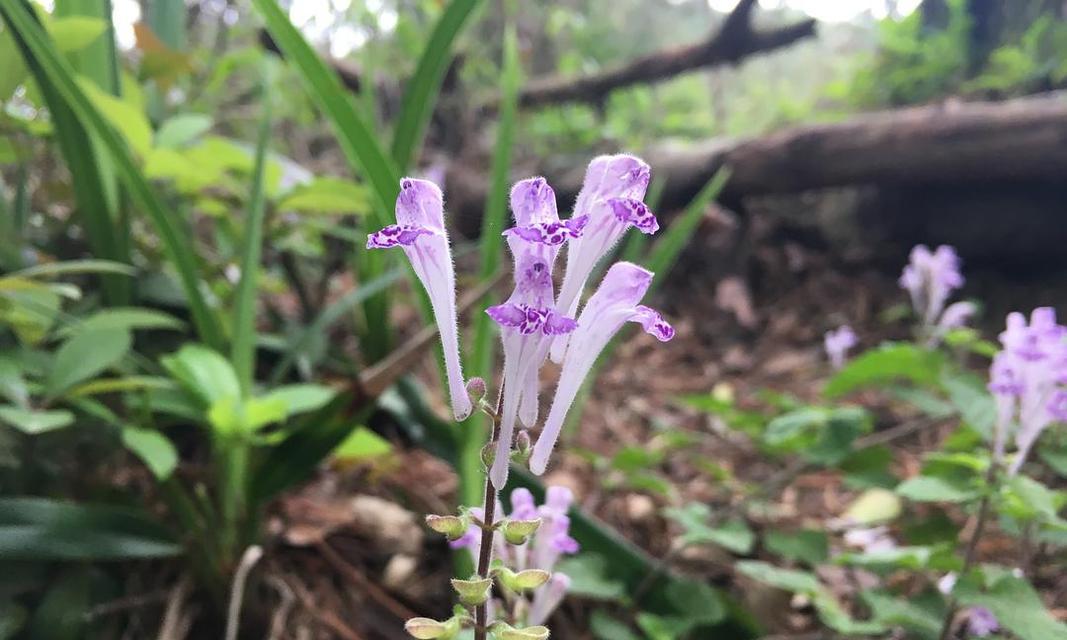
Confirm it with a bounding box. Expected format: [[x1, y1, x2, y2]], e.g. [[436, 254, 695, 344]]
[[527, 573, 571, 626], [530, 262, 674, 475], [966, 606, 1000, 637], [824, 325, 857, 370], [486, 178, 581, 488], [988, 308, 1067, 474], [550, 155, 657, 364], [899, 244, 964, 327], [366, 179, 472, 422]]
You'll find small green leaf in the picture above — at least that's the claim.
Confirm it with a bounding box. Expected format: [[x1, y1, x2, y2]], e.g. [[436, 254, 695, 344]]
[[590, 611, 641, 640], [161, 344, 240, 407], [896, 476, 979, 503], [46, 328, 131, 397], [155, 113, 212, 148], [764, 529, 829, 565], [736, 561, 821, 593], [0, 406, 74, 434], [264, 384, 337, 417], [60, 307, 184, 337], [842, 488, 902, 524], [553, 554, 626, 601], [121, 427, 178, 479], [276, 177, 369, 215], [825, 343, 945, 398], [332, 426, 392, 461], [47, 17, 106, 53]]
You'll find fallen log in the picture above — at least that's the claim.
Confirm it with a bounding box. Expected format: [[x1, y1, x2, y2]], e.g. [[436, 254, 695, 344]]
[[499, 0, 817, 110], [446, 91, 1067, 236]]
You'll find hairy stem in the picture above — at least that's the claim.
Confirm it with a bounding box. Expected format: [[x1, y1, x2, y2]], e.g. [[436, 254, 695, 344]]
[[475, 385, 505, 640], [937, 462, 997, 640]]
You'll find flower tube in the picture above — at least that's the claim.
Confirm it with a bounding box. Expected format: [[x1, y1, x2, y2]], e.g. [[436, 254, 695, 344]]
[[530, 262, 674, 475], [366, 178, 472, 421]]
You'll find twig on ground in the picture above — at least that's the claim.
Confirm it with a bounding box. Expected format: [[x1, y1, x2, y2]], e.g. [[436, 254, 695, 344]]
[[317, 540, 419, 621], [157, 575, 195, 640], [225, 545, 264, 640], [287, 575, 366, 640]]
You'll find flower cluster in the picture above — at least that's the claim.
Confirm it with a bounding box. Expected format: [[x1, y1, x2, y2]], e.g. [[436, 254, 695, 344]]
[[899, 244, 974, 345], [988, 307, 1067, 475], [368, 155, 674, 638]]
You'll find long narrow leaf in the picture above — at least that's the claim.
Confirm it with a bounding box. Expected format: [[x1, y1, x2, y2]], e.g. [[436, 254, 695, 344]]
[[1, 1, 224, 349], [232, 68, 273, 396], [390, 0, 482, 171]]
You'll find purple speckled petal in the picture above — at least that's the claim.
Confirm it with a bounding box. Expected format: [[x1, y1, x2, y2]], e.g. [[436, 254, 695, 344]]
[[369, 179, 471, 421], [487, 303, 527, 328], [632, 305, 674, 341], [609, 198, 659, 234]]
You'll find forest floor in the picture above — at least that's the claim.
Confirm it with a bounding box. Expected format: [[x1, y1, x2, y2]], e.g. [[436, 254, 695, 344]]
[[249, 205, 1067, 639]]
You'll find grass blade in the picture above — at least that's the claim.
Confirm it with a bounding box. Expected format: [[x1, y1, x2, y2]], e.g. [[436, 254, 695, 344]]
[[231, 67, 273, 397], [1, 1, 224, 349], [251, 0, 398, 224], [460, 19, 522, 507], [389, 0, 482, 171]]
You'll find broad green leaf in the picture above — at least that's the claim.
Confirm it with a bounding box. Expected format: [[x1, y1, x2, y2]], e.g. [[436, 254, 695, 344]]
[[589, 611, 640, 640], [59, 307, 184, 337], [825, 342, 945, 398], [265, 384, 337, 417], [0, 26, 28, 100], [861, 590, 944, 639], [121, 427, 178, 479], [942, 371, 996, 437], [154, 113, 212, 148], [1000, 474, 1065, 522], [276, 177, 369, 215], [956, 572, 1067, 640], [46, 16, 105, 53], [896, 475, 980, 503], [736, 561, 821, 593], [45, 327, 131, 397], [0, 356, 29, 407], [764, 529, 829, 565], [842, 488, 902, 524], [664, 503, 754, 553], [636, 614, 694, 640], [333, 427, 393, 461], [553, 554, 626, 600], [161, 344, 240, 407], [0, 286, 61, 344], [0, 497, 180, 560], [78, 77, 152, 157], [207, 395, 286, 436], [0, 406, 74, 434], [664, 578, 726, 624]]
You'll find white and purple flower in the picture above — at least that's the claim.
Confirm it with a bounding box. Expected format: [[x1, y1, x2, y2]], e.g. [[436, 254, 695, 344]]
[[899, 244, 975, 346], [366, 179, 472, 422], [824, 325, 857, 370]]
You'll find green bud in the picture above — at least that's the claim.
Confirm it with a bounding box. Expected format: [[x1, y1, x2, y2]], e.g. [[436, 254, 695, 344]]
[[405, 616, 459, 639], [451, 576, 493, 607], [490, 622, 551, 640], [481, 441, 496, 468], [502, 517, 541, 545], [426, 514, 468, 540], [493, 567, 550, 592]]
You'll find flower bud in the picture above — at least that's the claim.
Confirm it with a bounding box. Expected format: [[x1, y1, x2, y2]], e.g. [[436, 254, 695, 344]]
[[502, 517, 541, 545], [466, 377, 487, 404], [451, 576, 493, 607], [426, 514, 468, 541], [511, 430, 532, 465], [489, 622, 551, 640], [405, 616, 459, 639]]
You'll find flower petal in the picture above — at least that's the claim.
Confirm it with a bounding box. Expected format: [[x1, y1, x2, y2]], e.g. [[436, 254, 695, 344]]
[[531, 262, 657, 475]]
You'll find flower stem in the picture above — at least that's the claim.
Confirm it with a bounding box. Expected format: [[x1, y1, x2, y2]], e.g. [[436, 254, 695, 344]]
[[937, 462, 997, 640], [475, 384, 505, 640]]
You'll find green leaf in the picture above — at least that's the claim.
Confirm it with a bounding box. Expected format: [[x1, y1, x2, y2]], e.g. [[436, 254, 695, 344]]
[[553, 554, 626, 601], [0, 497, 180, 560], [161, 344, 240, 407], [154, 113, 212, 148], [0, 2, 223, 347], [264, 384, 337, 417], [663, 503, 754, 553], [956, 572, 1067, 640], [0, 355, 30, 407], [77, 76, 152, 157], [636, 613, 695, 640], [11, 259, 135, 279], [735, 561, 821, 593], [664, 578, 726, 624], [836, 544, 955, 571], [896, 475, 980, 503], [1000, 474, 1065, 522], [825, 342, 945, 398], [942, 371, 996, 438], [67, 375, 172, 398], [0, 406, 74, 434], [589, 611, 640, 640], [47, 16, 105, 52], [121, 427, 178, 479], [390, 0, 483, 171], [45, 327, 131, 397], [59, 307, 184, 337], [332, 427, 393, 461], [764, 529, 829, 565], [231, 71, 272, 397], [842, 487, 902, 524], [276, 177, 369, 215]]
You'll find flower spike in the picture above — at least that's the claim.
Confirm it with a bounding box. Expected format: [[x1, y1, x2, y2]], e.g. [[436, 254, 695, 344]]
[[551, 154, 656, 363], [530, 262, 673, 475], [366, 178, 472, 421]]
